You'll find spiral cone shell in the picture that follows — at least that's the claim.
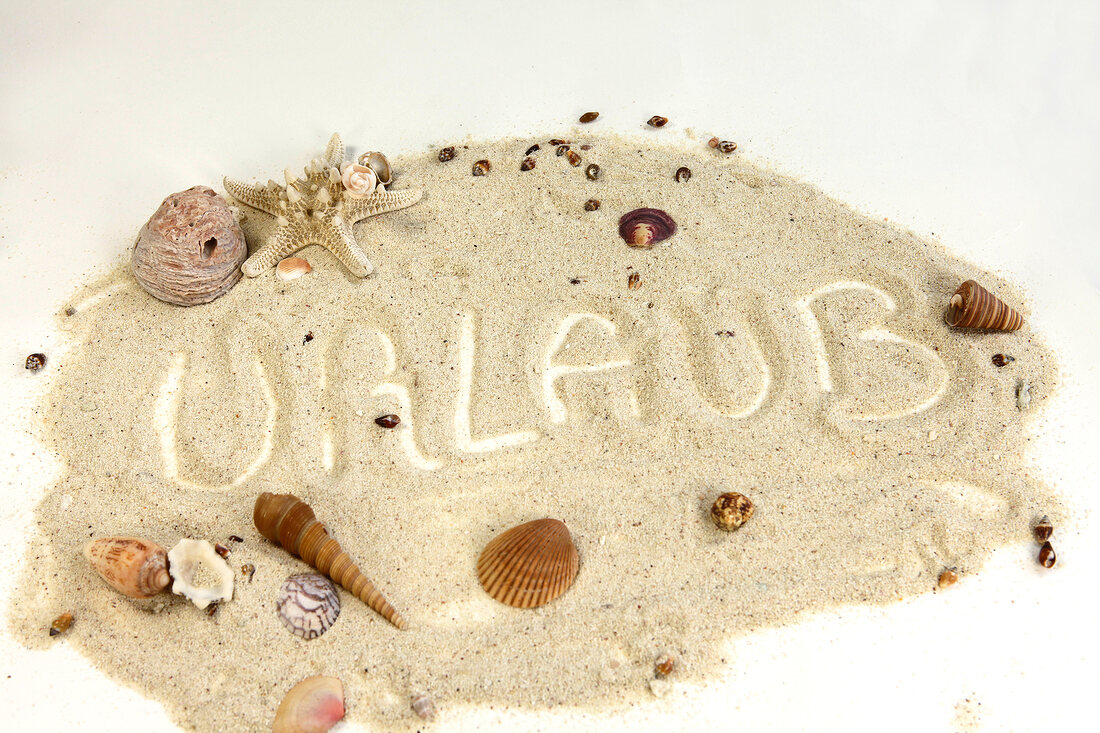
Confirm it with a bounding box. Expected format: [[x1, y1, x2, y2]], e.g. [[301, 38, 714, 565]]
[[253, 493, 406, 629], [477, 518, 579, 609], [83, 537, 171, 599], [944, 280, 1023, 331]]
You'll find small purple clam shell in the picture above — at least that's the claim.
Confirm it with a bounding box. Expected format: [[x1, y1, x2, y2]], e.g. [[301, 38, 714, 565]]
[[618, 208, 676, 248], [277, 573, 340, 640]]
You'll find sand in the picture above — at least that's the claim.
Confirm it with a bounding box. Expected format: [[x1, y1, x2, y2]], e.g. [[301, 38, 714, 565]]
[[11, 131, 1060, 731]]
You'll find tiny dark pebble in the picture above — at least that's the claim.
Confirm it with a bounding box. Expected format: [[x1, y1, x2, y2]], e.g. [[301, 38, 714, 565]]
[[205, 603, 219, 617], [64, 307, 76, 317], [580, 144, 592, 150], [566, 150, 581, 167], [520, 157, 536, 172], [214, 542, 231, 559], [556, 145, 570, 156], [549, 138, 569, 146], [1034, 516, 1053, 543], [472, 159, 491, 176], [628, 272, 641, 290], [584, 199, 600, 211], [303, 332, 313, 344], [241, 564, 256, 581], [525, 144, 541, 155], [718, 140, 738, 154], [674, 166, 692, 183], [228, 535, 244, 543], [1038, 541, 1056, 568], [579, 111, 600, 123], [375, 414, 401, 429], [25, 353, 46, 372], [585, 163, 600, 180], [647, 115, 669, 128], [992, 353, 1015, 367], [437, 146, 456, 162], [569, 278, 583, 285], [49, 612, 74, 637]]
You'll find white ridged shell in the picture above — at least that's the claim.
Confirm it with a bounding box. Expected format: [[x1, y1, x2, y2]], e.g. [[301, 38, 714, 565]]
[[167, 538, 234, 609]]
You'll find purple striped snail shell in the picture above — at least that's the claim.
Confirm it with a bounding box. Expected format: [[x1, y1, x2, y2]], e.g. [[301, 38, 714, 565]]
[[618, 208, 677, 249], [944, 280, 1023, 331]]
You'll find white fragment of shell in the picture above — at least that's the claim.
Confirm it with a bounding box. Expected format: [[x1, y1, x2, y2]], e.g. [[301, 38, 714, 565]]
[[167, 538, 235, 609]]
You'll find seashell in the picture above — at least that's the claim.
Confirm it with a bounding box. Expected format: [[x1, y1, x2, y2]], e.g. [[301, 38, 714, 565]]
[[944, 279, 1023, 331], [131, 186, 247, 306], [278, 573, 340, 640], [254, 493, 407, 629], [167, 538, 234, 609], [273, 675, 345, 733], [340, 162, 377, 199], [358, 151, 392, 186], [618, 208, 677, 249], [276, 257, 313, 282], [477, 518, 579, 609], [83, 537, 171, 599]]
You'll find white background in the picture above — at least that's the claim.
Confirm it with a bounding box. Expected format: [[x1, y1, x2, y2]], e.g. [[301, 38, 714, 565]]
[[2, 1, 1098, 730]]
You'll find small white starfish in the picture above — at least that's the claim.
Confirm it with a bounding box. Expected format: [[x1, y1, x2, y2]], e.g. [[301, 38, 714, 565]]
[[224, 133, 422, 277]]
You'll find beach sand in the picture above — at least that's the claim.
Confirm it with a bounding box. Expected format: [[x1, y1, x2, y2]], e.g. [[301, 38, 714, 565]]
[[11, 131, 1059, 731]]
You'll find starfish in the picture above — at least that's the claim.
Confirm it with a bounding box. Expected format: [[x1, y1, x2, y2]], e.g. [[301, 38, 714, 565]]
[[224, 133, 422, 277]]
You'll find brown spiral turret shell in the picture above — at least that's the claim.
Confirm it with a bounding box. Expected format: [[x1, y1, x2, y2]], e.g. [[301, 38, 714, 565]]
[[253, 493, 406, 629], [944, 280, 1023, 331], [83, 537, 171, 599]]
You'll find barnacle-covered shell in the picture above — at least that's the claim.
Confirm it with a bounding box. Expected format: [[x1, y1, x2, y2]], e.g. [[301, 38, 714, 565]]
[[944, 280, 1023, 331], [83, 537, 171, 599], [477, 518, 579, 608], [273, 675, 345, 733], [167, 538, 234, 609], [131, 186, 246, 306], [276, 257, 312, 281], [254, 492, 407, 629], [618, 208, 677, 248], [278, 574, 340, 640], [358, 151, 392, 186]]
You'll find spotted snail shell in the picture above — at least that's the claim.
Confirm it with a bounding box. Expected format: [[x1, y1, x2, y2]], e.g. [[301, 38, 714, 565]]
[[944, 280, 1023, 331], [253, 493, 406, 629], [477, 518, 579, 609], [83, 537, 171, 599]]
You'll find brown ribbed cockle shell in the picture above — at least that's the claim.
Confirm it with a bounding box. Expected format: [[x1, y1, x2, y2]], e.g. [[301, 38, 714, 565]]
[[253, 493, 406, 629], [944, 280, 1023, 331], [477, 518, 580, 609], [83, 537, 171, 599]]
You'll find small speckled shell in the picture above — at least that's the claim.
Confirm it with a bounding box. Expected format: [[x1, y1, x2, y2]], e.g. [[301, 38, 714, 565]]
[[83, 537, 171, 599], [273, 675, 345, 733], [944, 280, 1023, 331], [278, 574, 340, 640], [477, 518, 579, 609], [618, 208, 677, 248]]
